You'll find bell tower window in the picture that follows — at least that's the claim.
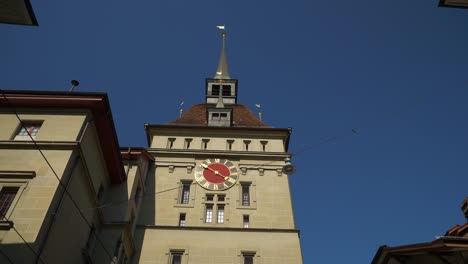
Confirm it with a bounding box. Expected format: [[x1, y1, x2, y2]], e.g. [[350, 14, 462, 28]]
[[205, 79, 238, 105]]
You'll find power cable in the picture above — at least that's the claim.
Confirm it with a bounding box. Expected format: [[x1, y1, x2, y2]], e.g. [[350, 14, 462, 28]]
[[89, 186, 182, 210], [2, 216, 46, 264], [0, 90, 117, 264], [0, 247, 15, 264]]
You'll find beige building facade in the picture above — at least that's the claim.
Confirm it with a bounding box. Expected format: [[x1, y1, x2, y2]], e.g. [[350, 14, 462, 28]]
[[0, 91, 148, 263]]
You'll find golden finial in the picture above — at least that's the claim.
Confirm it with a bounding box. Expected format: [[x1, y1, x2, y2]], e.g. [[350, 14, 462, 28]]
[[179, 101, 184, 118], [255, 104, 262, 121], [214, 25, 230, 80]]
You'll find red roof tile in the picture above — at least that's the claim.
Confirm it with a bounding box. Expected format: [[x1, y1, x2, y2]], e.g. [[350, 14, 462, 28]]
[[168, 103, 269, 127], [445, 223, 468, 237]]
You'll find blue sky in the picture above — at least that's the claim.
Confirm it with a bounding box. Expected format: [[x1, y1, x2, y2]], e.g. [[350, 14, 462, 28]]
[[2, 0, 468, 262]]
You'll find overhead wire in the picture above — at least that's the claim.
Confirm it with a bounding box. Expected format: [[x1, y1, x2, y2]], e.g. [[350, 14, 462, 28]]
[[0, 90, 117, 264], [2, 215, 46, 264], [0, 247, 15, 264], [2, 83, 448, 218]]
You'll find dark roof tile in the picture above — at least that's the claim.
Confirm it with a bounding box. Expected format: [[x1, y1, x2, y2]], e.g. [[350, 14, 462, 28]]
[[168, 103, 269, 127]]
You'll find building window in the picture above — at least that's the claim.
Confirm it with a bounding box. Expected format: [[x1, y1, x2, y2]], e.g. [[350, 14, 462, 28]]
[[243, 215, 249, 228], [243, 140, 251, 151], [211, 113, 228, 121], [212, 84, 231, 96], [205, 194, 226, 224], [205, 204, 213, 223], [243, 252, 255, 264], [212, 85, 220, 96], [180, 182, 191, 204], [222, 85, 231, 96], [167, 138, 176, 149], [170, 251, 184, 264], [217, 205, 224, 224], [241, 184, 250, 206], [0, 187, 19, 219], [14, 122, 42, 140], [227, 140, 234, 151], [179, 213, 186, 227], [202, 139, 210, 150], [184, 138, 192, 149], [260, 141, 268, 152]]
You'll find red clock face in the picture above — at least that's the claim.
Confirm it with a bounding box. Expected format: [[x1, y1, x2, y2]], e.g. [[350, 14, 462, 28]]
[[194, 158, 239, 190]]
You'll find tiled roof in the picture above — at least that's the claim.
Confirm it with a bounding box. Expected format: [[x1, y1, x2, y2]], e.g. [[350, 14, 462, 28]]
[[445, 223, 468, 237], [168, 103, 269, 127]]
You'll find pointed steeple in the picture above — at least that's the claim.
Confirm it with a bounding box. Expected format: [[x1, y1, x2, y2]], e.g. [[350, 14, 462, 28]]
[[214, 31, 231, 79]]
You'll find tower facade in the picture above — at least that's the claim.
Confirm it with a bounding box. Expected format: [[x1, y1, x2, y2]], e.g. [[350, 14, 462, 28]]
[[134, 32, 303, 264]]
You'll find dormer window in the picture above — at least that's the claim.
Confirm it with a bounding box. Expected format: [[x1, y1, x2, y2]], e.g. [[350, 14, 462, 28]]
[[208, 108, 232, 127], [212, 113, 228, 121]]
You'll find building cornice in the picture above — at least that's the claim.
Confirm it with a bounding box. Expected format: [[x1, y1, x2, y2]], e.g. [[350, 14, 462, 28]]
[[0, 90, 126, 183], [136, 225, 300, 235]]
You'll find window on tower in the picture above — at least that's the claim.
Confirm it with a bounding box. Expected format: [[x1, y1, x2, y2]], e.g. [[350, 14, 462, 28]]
[[227, 139, 234, 151], [243, 215, 250, 228], [180, 181, 191, 204], [260, 141, 268, 152], [202, 139, 210, 150], [205, 204, 213, 223], [241, 183, 251, 206], [242, 252, 255, 264], [222, 85, 231, 96], [212, 85, 220, 96], [204, 194, 226, 224], [167, 138, 176, 149], [179, 213, 186, 227], [243, 140, 251, 151], [211, 84, 231, 96], [184, 138, 192, 149], [170, 250, 184, 264], [217, 205, 224, 223]]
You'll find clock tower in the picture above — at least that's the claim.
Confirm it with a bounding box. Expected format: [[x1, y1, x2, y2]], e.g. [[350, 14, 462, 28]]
[[135, 30, 303, 264]]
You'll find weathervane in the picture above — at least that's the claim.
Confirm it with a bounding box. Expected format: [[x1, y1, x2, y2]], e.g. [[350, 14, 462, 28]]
[[179, 101, 184, 118], [255, 104, 262, 121]]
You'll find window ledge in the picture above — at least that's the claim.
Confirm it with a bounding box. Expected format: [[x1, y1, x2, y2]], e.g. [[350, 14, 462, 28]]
[[0, 171, 36, 179], [174, 204, 194, 208], [237, 206, 257, 210], [0, 220, 13, 230]]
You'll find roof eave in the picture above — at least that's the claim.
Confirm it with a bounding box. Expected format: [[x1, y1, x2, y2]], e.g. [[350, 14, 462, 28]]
[[0, 90, 126, 184]]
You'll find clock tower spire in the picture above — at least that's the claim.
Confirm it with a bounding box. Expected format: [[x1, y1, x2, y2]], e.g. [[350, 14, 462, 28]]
[[205, 30, 238, 107], [214, 31, 230, 80]]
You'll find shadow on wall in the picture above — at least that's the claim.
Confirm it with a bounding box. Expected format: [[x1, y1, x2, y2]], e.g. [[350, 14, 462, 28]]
[[132, 164, 156, 263]]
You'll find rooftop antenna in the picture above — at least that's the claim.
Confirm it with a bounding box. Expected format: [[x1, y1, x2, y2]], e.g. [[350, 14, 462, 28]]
[[179, 101, 184, 118], [255, 104, 262, 121], [69, 80, 79, 93]]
